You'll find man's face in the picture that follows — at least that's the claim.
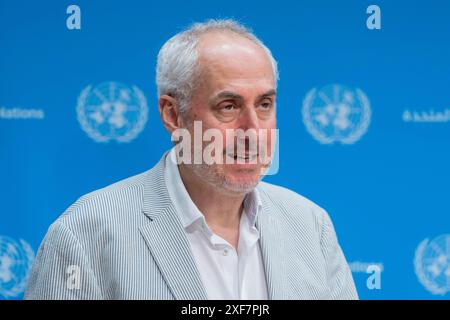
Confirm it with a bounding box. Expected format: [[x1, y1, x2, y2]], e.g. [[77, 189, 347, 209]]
[[182, 31, 277, 195]]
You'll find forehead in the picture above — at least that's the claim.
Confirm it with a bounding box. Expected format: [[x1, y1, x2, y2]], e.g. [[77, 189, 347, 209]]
[[197, 31, 275, 91]]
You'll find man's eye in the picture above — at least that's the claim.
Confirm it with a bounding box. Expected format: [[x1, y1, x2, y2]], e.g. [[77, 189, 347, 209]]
[[259, 102, 272, 110], [222, 104, 236, 112]]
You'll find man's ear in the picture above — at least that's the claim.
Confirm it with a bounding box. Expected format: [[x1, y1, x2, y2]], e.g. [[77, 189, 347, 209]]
[[158, 95, 184, 134]]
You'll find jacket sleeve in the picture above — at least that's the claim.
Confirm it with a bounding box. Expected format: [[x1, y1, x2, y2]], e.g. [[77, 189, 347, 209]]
[[25, 221, 103, 300], [319, 209, 359, 300]]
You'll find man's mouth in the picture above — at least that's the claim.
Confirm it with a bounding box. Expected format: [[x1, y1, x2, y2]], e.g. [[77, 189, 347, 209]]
[[226, 152, 258, 162]]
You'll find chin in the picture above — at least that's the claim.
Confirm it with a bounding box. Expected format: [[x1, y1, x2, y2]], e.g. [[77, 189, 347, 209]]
[[222, 172, 261, 194], [192, 163, 261, 195]]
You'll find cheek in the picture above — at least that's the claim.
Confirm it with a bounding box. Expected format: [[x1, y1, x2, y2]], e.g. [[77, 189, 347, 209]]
[[262, 119, 277, 148], [265, 116, 277, 129]]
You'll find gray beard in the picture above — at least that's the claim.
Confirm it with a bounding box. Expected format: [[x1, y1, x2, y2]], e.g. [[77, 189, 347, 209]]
[[190, 162, 260, 195]]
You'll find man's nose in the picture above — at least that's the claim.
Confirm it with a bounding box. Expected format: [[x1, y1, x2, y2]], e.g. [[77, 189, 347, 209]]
[[237, 107, 259, 131]]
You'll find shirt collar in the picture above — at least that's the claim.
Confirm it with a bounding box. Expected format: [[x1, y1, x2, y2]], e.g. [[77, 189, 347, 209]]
[[164, 147, 262, 231]]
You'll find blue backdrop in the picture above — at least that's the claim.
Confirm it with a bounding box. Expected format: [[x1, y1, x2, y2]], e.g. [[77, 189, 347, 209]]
[[1, 0, 449, 299]]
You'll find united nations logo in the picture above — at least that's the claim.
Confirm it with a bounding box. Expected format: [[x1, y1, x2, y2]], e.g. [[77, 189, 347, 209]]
[[414, 234, 450, 295], [77, 81, 148, 143], [302, 84, 371, 144], [0, 236, 35, 298]]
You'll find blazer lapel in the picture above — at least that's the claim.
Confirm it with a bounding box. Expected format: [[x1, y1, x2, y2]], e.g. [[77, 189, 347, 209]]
[[256, 188, 289, 300], [139, 153, 208, 300]]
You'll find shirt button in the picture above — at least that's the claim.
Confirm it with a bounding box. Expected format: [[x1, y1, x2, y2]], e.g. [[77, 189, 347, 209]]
[[223, 249, 229, 256]]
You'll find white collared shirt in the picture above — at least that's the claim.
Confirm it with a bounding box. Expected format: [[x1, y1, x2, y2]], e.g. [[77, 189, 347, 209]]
[[164, 148, 268, 300]]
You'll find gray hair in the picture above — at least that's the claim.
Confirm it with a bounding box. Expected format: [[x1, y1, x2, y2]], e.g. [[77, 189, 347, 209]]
[[156, 19, 279, 116]]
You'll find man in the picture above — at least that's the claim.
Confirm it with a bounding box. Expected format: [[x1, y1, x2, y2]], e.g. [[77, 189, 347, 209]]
[[25, 19, 358, 300]]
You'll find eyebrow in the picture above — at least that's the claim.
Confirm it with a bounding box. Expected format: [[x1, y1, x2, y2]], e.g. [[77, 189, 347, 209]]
[[257, 89, 277, 100], [212, 89, 277, 104]]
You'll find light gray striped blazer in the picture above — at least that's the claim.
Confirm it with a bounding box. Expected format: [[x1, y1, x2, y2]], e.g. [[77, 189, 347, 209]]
[[25, 151, 358, 300]]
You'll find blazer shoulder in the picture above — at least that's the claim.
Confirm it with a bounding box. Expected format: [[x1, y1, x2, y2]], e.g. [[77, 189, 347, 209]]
[[257, 180, 326, 213], [55, 170, 149, 232], [256, 180, 329, 230]]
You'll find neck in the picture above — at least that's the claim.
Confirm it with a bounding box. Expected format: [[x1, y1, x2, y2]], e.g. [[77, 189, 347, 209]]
[[178, 164, 245, 230]]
